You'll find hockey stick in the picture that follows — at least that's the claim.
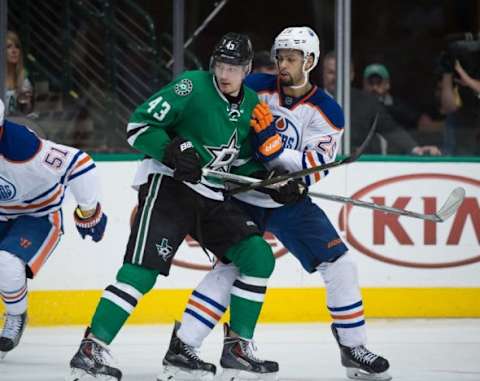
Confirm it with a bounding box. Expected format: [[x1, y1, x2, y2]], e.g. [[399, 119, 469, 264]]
[[310, 187, 465, 222], [201, 169, 466, 222], [226, 112, 379, 195]]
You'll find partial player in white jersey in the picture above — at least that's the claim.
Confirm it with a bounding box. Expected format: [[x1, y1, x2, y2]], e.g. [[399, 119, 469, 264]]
[[159, 27, 392, 381], [0, 99, 107, 359]]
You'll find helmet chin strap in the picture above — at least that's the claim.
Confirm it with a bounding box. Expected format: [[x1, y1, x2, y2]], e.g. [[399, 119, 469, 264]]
[[288, 60, 311, 90]]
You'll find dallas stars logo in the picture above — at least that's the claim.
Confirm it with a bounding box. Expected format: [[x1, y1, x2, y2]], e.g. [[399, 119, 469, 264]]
[[156, 238, 173, 261], [205, 130, 240, 173]]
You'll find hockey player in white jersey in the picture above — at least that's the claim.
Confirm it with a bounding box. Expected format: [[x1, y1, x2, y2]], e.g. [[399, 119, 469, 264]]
[[0, 99, 107, 359], [158, 27, 391, 381]]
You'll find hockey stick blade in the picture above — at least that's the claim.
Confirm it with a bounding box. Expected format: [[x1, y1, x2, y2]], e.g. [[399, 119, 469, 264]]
[[435, 186, 465, 222], [309, 187, 465, 222], [227, 113, 379, 195]]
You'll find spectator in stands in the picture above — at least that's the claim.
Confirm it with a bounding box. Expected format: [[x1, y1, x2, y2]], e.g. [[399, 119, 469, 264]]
[[252, 50, 277, 74], [441, 60, 480, 155], [4, 31, 33, 116], [322, 52, 439, 155], [362, 63, 441, 155]]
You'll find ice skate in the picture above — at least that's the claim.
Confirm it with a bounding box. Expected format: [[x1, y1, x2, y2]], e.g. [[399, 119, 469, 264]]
[[68, 331, 122, 381], [332, 325, 391, 381], [219, 323, 278, 381], [0, 312, 28, 360], [157, 321, 216, 381]]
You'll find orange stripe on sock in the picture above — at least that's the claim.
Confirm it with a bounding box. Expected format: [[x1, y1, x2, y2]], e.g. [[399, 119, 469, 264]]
[[188, 299, 222, 321], [1, 286, 27, 301], [331, 309, 364, 320]]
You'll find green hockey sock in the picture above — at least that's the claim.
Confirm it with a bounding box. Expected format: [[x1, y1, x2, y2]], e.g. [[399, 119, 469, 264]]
[[225, 235, 275, 339], [90, 263, 158, 344]]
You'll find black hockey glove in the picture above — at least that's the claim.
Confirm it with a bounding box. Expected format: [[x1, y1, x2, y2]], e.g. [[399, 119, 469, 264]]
[[270, 178, 308, 205], [252, 170, 308, 205], [164, 137, 202, 183]]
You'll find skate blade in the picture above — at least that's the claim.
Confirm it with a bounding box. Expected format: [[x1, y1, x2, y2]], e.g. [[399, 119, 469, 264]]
[[68, 368, 120, 381], [157, 365, 215, 381], [0, 351, 6, 360], [346, 367, 392, 381], [219, 368, 278, 381]]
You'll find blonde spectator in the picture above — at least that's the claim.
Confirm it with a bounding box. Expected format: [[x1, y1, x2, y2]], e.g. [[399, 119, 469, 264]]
[[5, 31, 33, 115]]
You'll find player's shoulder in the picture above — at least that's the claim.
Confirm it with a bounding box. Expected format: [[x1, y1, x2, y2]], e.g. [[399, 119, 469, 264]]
[[0, 120, 42, 161], [244, 73, 277, 93], [179, 70, 208, 81], [178, 70, 211, 85], [306, 88, 345, 129], [243, 82, 260, 102]]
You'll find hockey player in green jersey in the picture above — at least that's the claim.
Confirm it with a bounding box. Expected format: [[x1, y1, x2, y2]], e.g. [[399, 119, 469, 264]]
[[68, 33, 285, 381]]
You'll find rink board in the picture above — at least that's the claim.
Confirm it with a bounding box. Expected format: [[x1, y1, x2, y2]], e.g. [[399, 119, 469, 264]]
[[2, 158, 479, 325]]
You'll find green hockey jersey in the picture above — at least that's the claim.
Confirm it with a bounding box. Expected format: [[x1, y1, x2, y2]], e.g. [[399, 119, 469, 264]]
[[127, 70, 263, 200]]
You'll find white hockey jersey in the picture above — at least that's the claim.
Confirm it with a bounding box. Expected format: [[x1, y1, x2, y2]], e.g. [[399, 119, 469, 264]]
[[0, 120, 99, 221], [235, 73, 345, 208]]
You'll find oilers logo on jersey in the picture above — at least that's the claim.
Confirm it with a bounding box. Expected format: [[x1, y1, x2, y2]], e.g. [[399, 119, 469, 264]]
[[0, 176, 16, 201], [274, 115, 300, 150]]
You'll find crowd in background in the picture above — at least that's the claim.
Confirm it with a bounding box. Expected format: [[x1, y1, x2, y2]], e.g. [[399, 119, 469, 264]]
[[4, 29, 480, 156]]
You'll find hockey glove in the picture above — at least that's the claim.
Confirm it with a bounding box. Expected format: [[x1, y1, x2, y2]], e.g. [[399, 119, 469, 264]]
[[250, 102, 274, 133], [252, 170, 308, 205], [270, 178, 308, 205], [250, 102, 284, 162], [74, 203, 107, 242], [164, 136, 202, 183]]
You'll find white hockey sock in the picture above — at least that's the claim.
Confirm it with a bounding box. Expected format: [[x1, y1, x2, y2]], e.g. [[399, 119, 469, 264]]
[[0, 251, 28, 316], [317, 252, 367, 348], [177, 262, 238, 348]]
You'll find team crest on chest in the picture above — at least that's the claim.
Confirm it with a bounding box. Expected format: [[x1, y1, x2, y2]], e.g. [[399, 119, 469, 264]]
[[274, 115, 300, 149], [0, 176, 16, 201], [205, 130, 240, 173]]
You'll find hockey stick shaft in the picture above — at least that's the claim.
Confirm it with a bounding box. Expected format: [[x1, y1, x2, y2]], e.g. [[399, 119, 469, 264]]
[[227, 113, 379, 195], [202, 169, 465, 223]]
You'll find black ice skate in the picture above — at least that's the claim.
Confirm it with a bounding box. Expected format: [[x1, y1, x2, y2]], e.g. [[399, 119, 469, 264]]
[[69, 329, 122, 381], [0, 312, 28, 360], [332, 325, 391, 381], [219, 323, 278, 381], [157, 320, 216, 381]]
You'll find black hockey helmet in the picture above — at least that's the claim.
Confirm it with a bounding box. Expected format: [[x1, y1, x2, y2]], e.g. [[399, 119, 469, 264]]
[[211, 32, 253, 67]]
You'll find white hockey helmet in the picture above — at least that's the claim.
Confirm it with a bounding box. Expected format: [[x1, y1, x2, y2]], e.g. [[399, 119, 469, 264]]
[[0, 99, 4, 126], [272, 26, 320, 73]]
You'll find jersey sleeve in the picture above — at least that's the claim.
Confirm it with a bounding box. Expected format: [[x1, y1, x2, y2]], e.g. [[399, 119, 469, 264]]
[[66, 153, 99, 210], [267, 95, 344, 186], [54, 144, 100, 210], [38, 141, 100, 210], [126, 72, 195, 161]]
